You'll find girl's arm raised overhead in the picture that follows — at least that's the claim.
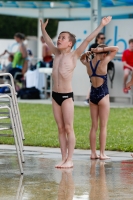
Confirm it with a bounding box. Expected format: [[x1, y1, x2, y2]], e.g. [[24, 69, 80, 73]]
[[74, 16, 112, 58], [40, 19, 58, 55], [91, 46, 119, 62]]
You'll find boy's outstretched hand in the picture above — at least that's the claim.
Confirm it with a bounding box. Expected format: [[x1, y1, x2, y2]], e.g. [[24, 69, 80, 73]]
[[101, 16, 112, 26], [40, 19, 49, 30]]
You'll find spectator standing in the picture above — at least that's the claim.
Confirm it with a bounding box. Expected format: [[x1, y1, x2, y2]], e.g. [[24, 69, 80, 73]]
[[122, 38, 133, 93]]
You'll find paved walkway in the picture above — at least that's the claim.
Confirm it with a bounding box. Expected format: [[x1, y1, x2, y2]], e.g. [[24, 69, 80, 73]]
[[0, 145, 133, 200], [0, 144, 132, 160]]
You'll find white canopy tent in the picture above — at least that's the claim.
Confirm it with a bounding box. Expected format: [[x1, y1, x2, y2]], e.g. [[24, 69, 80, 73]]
[[0, 0, 133, 58]]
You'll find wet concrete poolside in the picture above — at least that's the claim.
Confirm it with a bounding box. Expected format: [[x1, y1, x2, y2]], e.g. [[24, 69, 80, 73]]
[[0, 146, 133, 200]]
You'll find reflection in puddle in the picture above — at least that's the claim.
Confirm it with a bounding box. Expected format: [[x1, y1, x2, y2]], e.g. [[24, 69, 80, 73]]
[[89, 160, 109, 200], [15, 175, 24, 200], [0, 151, 133, 199], [57, 169, 75, 200]]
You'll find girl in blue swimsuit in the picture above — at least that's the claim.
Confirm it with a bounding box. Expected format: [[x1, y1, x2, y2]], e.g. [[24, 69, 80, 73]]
[[80, 44, 119, 160]]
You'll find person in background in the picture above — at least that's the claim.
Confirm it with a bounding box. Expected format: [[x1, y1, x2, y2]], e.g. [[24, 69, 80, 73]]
[[89, 32, 106, 51], [27, 49, 34, 69], [4, 54, 14, 72], [125, 77, 133, 158], [84, 33, 106, 105], [40, 35, 53, 68], [0, 50, 13, 72], [122, 38, 133, 93], [5, 32, 28, 79]]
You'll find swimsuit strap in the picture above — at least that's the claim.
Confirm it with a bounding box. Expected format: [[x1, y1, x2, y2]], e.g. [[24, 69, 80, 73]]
[[90, 60, 100, 74], [89, 60, 95, 73], [89, 60, 107, 80], [89, 60, 100, 77], [94, 60, 100, 72]]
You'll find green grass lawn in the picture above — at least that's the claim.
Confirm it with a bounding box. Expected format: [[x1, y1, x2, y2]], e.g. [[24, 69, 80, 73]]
[[0, 103, 133, 152]]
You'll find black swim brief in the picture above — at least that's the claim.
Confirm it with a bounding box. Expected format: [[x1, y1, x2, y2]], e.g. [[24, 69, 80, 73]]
[[52, 91, 74, 106]]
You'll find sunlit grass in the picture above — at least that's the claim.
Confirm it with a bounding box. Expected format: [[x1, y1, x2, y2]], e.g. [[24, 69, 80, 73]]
[[0, 103, 133, 152]]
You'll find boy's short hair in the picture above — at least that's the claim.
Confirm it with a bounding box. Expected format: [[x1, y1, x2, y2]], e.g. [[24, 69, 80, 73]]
[[59, 31, 76, 48], [129, 39, 133, 44]]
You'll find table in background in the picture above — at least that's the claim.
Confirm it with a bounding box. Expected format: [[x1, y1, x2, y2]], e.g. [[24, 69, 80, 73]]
[[38, 68, 52, 99]]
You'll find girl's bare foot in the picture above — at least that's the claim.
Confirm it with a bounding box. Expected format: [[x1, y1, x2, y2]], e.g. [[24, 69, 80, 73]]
[[99, 154, 110, 160], [55, 159, 66, 168], [60, 159, 73, 168], [131, 153, 133, 157], [90, 153, 99, 159]]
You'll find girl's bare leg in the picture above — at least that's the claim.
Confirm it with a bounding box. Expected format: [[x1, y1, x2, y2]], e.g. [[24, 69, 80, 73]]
[[89, 102, 99, 159], [98, 95, 110, 160], [52, 99, 67, 168], [60, 98, 75, 168]]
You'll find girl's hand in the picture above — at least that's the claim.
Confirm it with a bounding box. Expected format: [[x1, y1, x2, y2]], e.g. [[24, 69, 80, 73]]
[[86, 51, 92, 57]]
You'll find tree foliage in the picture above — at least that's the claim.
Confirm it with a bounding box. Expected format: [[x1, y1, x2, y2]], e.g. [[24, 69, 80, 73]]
[[0, 15, 58, 39]]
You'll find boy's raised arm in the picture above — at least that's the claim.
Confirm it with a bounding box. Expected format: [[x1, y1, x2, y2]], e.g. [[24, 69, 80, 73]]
[[40, 19, 58, 55], [75, 16, 112, 57]]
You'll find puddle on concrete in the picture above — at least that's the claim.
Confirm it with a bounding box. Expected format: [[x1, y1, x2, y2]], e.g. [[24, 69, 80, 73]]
[[0, 150, 133, 200]]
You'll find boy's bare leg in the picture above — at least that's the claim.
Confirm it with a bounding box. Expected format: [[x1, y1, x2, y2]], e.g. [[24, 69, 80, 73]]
[[89, 102, 99, 159], [99, 95, 110, 160], [60, 98, 75, 168], [52, 99, 67, 168]]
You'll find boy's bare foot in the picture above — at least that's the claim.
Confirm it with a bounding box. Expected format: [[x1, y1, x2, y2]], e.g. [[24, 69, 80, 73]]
[[90, 153, 99, 159], [60, 159, 73, 168], [99, 154, 110, 160], [55, 159, 66, 168], [131, 153, 133, 157]]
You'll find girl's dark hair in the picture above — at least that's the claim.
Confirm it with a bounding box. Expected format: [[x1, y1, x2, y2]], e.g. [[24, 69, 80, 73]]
[[95, 32, 105, 43], [14, 32, 25, 40], [97, 44, 109, 54]]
